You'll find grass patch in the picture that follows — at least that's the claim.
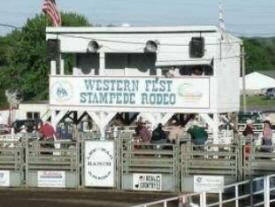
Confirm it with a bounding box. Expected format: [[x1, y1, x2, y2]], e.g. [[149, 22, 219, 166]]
[[240, 96, 275, 111]]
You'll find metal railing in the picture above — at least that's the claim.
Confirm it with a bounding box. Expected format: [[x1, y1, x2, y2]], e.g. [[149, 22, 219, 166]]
[[120, 138, 180, 191], [133, 174, 275, 207], [181, 143, 239, 176], [24, 139, 79, 188], [0, 140, 23, 171], [1, 133, 275, 194], [132, 192, 206, 207], [243, 145, 275, 179]]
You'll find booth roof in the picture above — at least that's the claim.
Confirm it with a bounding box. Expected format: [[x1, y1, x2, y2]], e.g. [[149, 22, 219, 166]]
[[46, 25, 218, 34]]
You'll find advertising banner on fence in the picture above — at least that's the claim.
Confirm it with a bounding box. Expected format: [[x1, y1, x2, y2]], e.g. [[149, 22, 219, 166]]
[[0, 170, 10, 187], [194, 175, 224, 193], [133, 174, 162, 191], [85, 141, 115, 187], [50, 76, 210, 111], [37, 171, 66, 188]]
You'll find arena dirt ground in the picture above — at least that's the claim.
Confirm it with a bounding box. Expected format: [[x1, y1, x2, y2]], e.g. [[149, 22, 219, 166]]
[[0, 189, 177, 207]]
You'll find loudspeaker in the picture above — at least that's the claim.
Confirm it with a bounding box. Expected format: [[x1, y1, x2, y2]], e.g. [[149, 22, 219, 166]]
[[47, 39, 60, 60], [189, 37, 205, 58]]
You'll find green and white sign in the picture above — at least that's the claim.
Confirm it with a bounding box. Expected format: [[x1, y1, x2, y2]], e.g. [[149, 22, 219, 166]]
[[50, 76, 210, 111]]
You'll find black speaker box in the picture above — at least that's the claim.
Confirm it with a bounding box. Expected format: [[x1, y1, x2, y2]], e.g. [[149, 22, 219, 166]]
[[190, 37, 205, 58], [47, 39, 60, 60]]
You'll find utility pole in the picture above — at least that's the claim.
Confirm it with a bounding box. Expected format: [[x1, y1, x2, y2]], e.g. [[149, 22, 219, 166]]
[[241, 45, 247, 113], [219, 1, 225, 34]]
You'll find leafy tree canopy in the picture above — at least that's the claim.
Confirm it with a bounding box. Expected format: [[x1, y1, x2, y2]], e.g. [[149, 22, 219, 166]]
[[0, 12, 90, 108], [243, 37, 275, 74], [0, 13, 275, 108]]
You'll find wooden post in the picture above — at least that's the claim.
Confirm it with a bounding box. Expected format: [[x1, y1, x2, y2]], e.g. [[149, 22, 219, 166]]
[[50, 60, 57, 75], [241, 45, 247, 112], [99, 52, 105, 75]]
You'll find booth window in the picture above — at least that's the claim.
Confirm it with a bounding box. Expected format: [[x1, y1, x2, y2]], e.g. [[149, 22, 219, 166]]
[[76, 53, 99, 75], [179, 65, 213, 76], [26, 112, 40, 120], [105, 53, 156, 71]]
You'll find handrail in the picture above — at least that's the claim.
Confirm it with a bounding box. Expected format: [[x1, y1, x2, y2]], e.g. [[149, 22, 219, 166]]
[[133, 174, 275, 207]]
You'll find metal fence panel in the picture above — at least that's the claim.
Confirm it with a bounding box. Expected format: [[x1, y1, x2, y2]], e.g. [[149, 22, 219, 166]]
[[25, 140, 79, 188]]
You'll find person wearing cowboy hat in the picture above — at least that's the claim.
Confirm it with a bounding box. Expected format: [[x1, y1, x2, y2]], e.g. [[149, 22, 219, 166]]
[[242, 119, 255, 160], [167, 120, 184, 144], [135, 120, 151, 143], [187, 120, 208, 146], [261, 119, 273, 153], [243, 119, 254, 140]]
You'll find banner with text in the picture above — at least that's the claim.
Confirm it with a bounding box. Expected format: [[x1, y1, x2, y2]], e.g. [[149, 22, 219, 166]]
[[194, 175, 224, 193], [133, 174, 162, 191], [50, 76, 210, 110], [85, 141, 115, 187], [37, 171, 66, 188]]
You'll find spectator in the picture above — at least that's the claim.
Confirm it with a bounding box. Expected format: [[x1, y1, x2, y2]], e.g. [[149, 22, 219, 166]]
[[242, 119, 255, 159], [187, 121, 208, 145], [261, 120, 273, 153], [192, 67, 203, 76], [167, 120, 184, 143], [137, 121, 151, 143], [151, 123, 168, 144], [39, 121, 56, 141], [243, 120, 254, 137]]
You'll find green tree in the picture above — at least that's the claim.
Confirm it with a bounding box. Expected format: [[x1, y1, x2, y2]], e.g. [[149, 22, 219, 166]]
[[0, 12, 90, 107], [243, 37, 275, 74]]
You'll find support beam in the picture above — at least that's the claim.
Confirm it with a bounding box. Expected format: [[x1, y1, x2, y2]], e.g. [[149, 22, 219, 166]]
[[160, 113, 174, 125], [99, 52, 105, 75], [51, 110, 68, 130], [213, 113, 220, 144], [87, 111, 116, 140], [138, 113, 174, 129], [199, 113, 220, 144], [199, 114, 215, 129], [60, 59, 65, 75], [50, 60, 56, 75]]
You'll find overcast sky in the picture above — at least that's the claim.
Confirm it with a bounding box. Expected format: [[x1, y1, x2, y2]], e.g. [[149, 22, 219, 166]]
[[1, 0, 275, 36]]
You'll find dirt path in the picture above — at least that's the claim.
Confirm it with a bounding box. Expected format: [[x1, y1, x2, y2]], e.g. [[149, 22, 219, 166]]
[[0, 189, 176, 207]]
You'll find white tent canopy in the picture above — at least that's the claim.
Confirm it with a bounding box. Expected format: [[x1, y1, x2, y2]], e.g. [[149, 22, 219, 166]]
[[240, 72, 275, 91]]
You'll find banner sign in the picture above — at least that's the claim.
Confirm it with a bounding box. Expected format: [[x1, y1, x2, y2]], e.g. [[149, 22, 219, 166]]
[[50, 76, 210, 110], [194, 176, 224, 193], [133, 174, 162, 191], [85, 141, 115, 187], [0, 170, 10, 187], [37, 171, 66, 188]]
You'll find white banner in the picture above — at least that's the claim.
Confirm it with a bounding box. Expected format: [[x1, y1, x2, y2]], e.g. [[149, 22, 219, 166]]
[[37, 171, 66, 188], [0, 170, 10, 187], [194, 176, 224, 193], [85, 141, 115, 187], [133, 174, 162, 191], [50, 76, 210, 111]]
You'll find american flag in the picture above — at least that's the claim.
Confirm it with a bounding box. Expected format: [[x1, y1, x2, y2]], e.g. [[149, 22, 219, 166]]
[[42, 0, 61, 27]]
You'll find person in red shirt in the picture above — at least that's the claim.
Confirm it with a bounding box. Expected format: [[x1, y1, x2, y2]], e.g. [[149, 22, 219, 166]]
[[243, 119, 254, 160], [39, 121, 56, 141]]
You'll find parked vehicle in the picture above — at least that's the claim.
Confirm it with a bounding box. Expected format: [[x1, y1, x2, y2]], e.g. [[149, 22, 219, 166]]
[[0, 124, 10, 135], [12, 119, 41, 133], [238, 112, 263, 124], [259, 88, 269, 96], [266, 87, 275, 98]]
